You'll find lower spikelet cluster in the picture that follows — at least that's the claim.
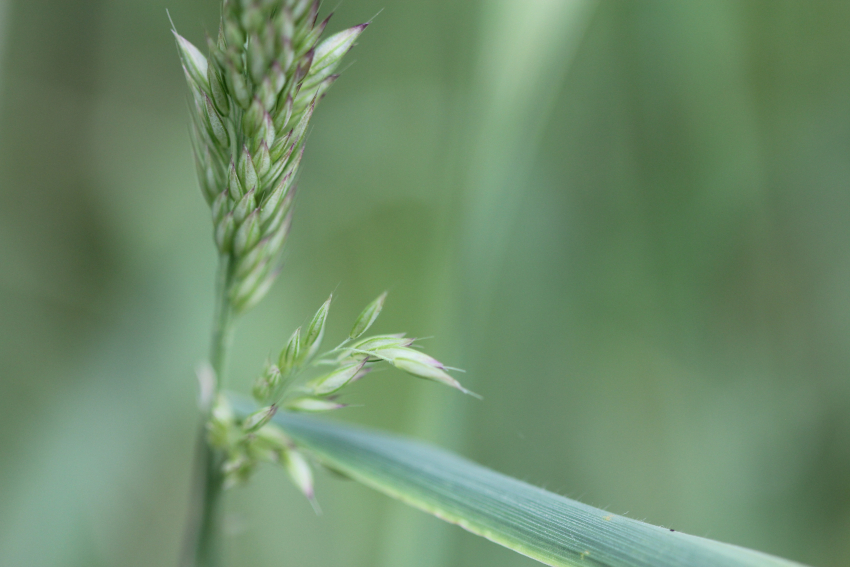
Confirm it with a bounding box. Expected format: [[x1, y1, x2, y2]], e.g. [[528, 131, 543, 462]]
[[207, 292, 477, 496], [174, 0, 367, 313], [175, 0, 473, 507]]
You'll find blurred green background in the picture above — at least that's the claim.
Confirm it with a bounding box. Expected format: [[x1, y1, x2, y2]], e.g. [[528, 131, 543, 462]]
[[1, 1, 849, 566]]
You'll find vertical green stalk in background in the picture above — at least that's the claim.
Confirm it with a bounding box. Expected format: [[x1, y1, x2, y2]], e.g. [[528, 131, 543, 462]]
[[378, 1, 597, 565]]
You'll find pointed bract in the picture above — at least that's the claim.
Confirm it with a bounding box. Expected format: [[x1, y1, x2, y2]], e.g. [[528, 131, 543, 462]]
[[301, 295, 332, 361], [228, 161, 245, 199], [236, 272, 279, 313], [232, 209, 261, 256], [350, 292, 387, 339], [252, 363, 282, 403], [305, 360, 366, 396], [215, 212, 236, 253], [207, 62, 230, 115], [237, 146, 259, 192], [310, 24, 367, 82], [377, 346, 443, 367], [174, 32, 209, 91], [279, 326, 302, 375], [285, 397, 346, 412], [392, 357, 479, 398], [351, 334, 415, 352], [203, 94, 228, 148], [282, 447, 315, 501], [242, 404, 278, 433]]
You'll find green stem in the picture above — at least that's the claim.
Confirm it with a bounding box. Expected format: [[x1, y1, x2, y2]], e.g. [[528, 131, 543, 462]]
[[182, 256, 234, 567], [210, 257, 235, 383]]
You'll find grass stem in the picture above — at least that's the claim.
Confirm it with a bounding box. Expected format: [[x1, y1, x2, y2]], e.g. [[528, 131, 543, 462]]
[[182, 256, 234, 567]]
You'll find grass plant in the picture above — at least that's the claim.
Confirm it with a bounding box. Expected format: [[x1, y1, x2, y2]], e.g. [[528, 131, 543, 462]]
[[174, 2, 816, 566]]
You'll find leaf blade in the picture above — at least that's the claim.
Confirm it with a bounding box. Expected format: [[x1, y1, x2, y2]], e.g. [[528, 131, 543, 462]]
[[229, 397, 807, 567]]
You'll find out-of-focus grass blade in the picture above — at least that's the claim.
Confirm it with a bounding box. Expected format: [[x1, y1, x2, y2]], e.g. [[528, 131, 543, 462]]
[[230, 398, 808, 567]]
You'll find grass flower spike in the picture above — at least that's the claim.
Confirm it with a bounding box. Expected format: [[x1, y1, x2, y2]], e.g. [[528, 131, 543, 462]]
[[174, 0, 368, 315], [175, 6, 474, 562], [174, 4, 817, 567], [217, 292, 474, 491]]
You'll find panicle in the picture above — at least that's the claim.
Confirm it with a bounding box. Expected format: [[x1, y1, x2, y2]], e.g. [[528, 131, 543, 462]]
[[174, 0, 368, 315]]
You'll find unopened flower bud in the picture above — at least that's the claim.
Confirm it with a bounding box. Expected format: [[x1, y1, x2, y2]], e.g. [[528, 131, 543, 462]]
[[279, 327, 302, 375], [306, 24, 367, 88], [252, 363, 282, 403], [232, 209, 261, 256], [351, 334, 414, 352], [289, 98, 315, 148], [230, 259, 271, 307], [291, 0, 313, 21], [243, 97, 265, 138], [173, 32, 209, 92], [285, 397, 346, 412], [269, 131, 293, 163], [306, 360, 365, 395], [253, 112, 275, 154], [350, 291, 387, 339], [248, 439, 280, 464], [241, 4, 265, 34], [237, 146, 259, 192], [301, 294, 331, 362], [207, 63, 229, 115], [269, 61, 286, 97], [226, 61, 251, 109], [214, 212, 236, 253], [392, 357, 478, 397], [224, 19, 245, 48], [223, 453, 256, 489], [203, 94, 228, 148], [294, 74, 338, 113], [282, 447, 314, 501], [228, 160, 245, 200], [281, 36, 295, 74], [247, 33, 267, 84], [378, 347, 441, 367], [194, 148, 218, 205], [255, 76, 276, 112], [232, 188, 257, 225], [242, 404, 277, 433], [296, 13, 331, 54], [211, 190, 229, 224], [207, 394, 235, 448], [234, 240, 269, 280], [273, 95, 294, 133], [236, 272, 278, 313], [254, 422, 292, 449], [253, 141, 271, 178], [293, 49, 315, 85], [259, 172, 294, 223]]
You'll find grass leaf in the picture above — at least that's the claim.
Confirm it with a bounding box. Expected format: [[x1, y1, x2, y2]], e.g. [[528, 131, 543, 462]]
[[229, 396, 808, 567]]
